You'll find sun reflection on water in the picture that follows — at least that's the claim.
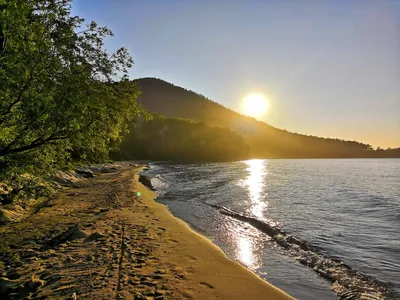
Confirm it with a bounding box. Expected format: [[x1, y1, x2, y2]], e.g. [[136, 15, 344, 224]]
[[229, 159, 268, 271], [240, 159, 268, 218], [237, 236, 256, 268]]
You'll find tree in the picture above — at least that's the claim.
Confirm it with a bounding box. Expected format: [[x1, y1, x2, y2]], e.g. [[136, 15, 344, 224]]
[[0, 0, 143, 175], [115, 116, 250, 162]]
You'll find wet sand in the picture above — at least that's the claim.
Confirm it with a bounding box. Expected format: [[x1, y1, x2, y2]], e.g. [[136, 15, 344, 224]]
[[0, 166, 295, 299]]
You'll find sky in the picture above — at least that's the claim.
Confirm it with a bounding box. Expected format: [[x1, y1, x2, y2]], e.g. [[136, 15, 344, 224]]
[[72, 0, 400, 148]]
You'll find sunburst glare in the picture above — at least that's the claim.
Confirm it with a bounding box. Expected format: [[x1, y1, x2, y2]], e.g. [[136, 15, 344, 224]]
[[242, 93, 269, 118]]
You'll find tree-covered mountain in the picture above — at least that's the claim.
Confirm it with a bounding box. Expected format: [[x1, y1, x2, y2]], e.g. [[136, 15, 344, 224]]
[[134, 77, 399, 158], [115, 115, 249, 162]]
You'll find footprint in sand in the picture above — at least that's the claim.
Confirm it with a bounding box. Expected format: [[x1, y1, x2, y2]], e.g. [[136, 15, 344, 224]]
[[200, 281, 214, 289], [184, 255, 198, 261], [5, 271, 21, 280]]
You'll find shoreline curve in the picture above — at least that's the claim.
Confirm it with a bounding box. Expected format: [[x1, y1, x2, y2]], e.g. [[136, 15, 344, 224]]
[[136, 168, 296, 300]]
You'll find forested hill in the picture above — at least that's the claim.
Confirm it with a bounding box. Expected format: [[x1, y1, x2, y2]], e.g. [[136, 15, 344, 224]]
[[134, 78, 400, 158]]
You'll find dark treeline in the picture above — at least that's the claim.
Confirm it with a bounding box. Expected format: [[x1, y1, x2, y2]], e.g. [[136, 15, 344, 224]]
[[135, 78, 400, 158], [114, 115, 250, 162]]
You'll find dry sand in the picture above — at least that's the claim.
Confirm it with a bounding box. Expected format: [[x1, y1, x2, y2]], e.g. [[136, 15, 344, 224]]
[[0, 166, 295, 300]]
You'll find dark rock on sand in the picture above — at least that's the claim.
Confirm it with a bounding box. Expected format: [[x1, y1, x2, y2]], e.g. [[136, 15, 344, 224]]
[[100, 167, 118, 173], [139, 175, 155, 191], [75, 169, 94, 178]]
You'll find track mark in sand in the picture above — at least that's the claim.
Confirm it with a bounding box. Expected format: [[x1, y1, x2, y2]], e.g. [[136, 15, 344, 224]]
[[116, 223, 125, 300], [200, 282, 214, 289], [184, 255, 197, 261]]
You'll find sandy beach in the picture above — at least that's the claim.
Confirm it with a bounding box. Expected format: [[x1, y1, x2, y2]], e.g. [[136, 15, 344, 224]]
[[0, 166, 295, 299]]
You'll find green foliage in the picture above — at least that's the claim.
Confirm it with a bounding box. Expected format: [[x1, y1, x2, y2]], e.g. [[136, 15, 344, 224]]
[[115, 115, 250, 162], [0, 173, 55, 205], [0, 0, 144, 179]]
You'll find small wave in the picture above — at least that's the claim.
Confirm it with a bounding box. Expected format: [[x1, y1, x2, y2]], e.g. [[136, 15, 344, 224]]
[[151, 176, 170, 191], [206, 203, 399, 300]]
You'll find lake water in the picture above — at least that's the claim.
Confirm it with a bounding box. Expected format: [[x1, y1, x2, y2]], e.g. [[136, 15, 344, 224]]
[[145, 159, 400, 300]]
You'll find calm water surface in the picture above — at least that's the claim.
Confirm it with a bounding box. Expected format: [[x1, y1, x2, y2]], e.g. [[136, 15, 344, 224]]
[[146, 159, 400, 300]]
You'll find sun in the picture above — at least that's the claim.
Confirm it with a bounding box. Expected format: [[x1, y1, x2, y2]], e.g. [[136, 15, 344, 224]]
[[242, 93, 269, 118]]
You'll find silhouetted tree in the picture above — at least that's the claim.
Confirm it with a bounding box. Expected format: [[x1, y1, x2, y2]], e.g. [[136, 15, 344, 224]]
[[114, 116, 250, 162]]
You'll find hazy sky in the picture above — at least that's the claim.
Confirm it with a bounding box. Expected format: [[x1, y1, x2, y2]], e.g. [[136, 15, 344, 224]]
[[72, 0, 400, 148]]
